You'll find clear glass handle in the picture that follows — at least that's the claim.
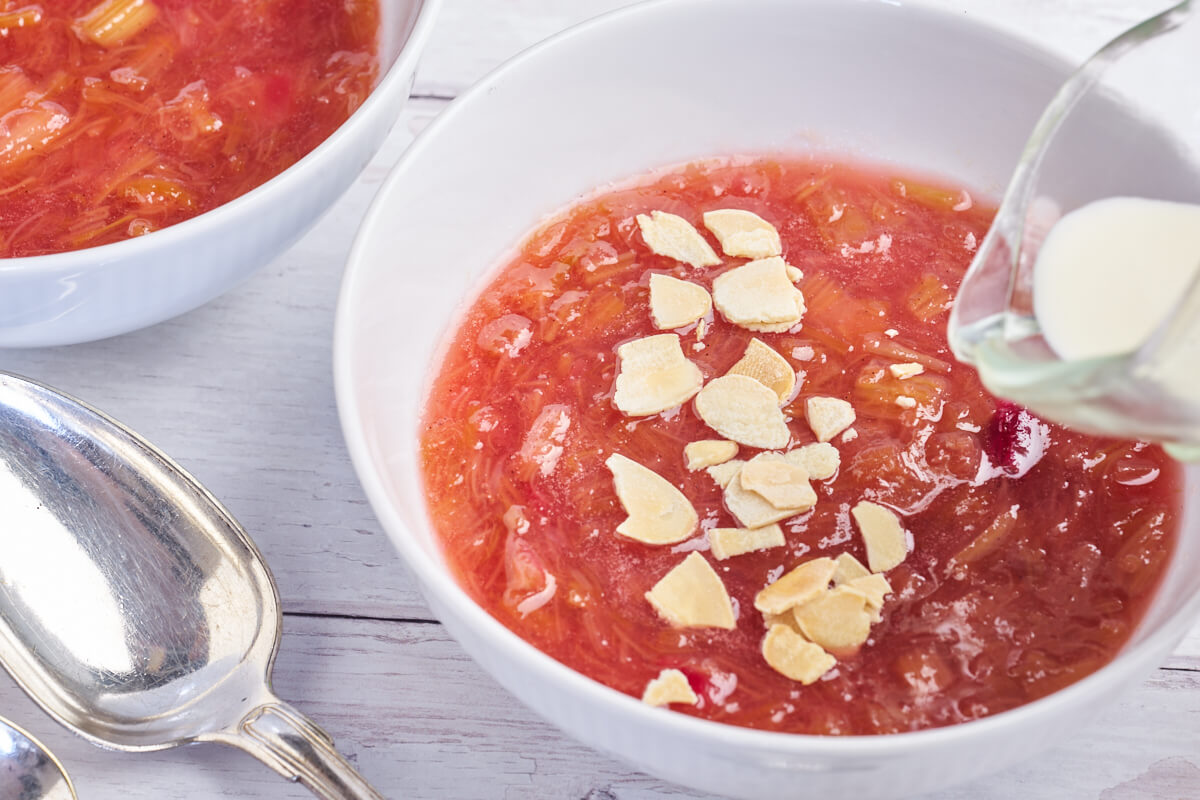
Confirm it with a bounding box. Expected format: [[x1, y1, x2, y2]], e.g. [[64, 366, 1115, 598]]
[[228, 699, 387, 800], [949, 0, 1200, 455]]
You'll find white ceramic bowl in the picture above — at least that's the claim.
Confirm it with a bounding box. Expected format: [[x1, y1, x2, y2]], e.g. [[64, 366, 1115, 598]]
[[0, 0, 440, 348], [335, 2, 1200, 797]]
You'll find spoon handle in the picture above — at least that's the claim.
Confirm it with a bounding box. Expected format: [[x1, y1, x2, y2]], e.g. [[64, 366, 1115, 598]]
[[229, 700, 387, 800]]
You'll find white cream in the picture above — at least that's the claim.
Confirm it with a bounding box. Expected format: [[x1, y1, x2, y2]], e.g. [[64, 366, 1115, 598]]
[[1033, 196, 1200, 361]]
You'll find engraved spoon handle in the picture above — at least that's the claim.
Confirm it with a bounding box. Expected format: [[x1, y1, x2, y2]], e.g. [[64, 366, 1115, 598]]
[[228, 700, 387, 800]]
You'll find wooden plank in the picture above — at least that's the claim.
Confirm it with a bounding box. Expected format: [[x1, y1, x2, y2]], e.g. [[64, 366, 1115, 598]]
[[1, 616, 1195, 800]]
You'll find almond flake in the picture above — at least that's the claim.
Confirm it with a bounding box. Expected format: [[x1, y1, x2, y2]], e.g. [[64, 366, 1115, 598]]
[[806, 396, 856, 442], [606, 453, 698, 545], [851, 500, 910, 572], [793, 585, 873, 654], [842, 573, 893, 610], [645, 552, 736, 629], [711, 257, 805, 332], [708, 524, 785, 561], [637, 210, 721, 267], [694, 374, 791, 449], [702, 208, 782, 259], [684, 439, 738, 471], [784, 442, 840, 481], [754, 556, 837, 615], [649, 273, 712, 330], [642, 668, 699, 707], [706, 459, 745, 489], [762, 624, 835, 684], [739, 458, 813, 510], [831, 552, 871, 585], [725, 338, 796, 404], [613, 334, 703, 416], [724, 454, 816, 528], [889, 362, 925, 380]]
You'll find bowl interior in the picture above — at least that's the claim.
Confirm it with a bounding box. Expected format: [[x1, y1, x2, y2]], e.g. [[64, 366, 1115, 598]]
[[337, 0, 1200, 775]]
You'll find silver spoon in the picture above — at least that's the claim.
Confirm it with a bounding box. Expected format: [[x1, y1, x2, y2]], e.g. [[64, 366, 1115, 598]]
[[0, 372, 385, 800], [0, 715, 77, 800]]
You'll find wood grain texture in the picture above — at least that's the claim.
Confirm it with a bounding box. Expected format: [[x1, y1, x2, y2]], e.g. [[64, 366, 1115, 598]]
[[1, 0, 1197, 798]]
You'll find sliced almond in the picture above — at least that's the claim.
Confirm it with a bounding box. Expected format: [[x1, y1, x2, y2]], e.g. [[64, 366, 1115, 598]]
[[851, 500, 910, 572], [637, 210, 721, 268], [702, 208, 782, 259], [762, 624, 836, 684], [711, 257, 805, 333], [606, 453, 698, 545], [645, 552, 736, 629], [684, 439, 738, 471], [694, 374, 791, 450], [613, 334, 703, 416], [649, 273, 712, 330], [724, 454, 815, 528], [706, 458, 745, 489], [708, 524, 785, 561], [739, 458, 814, 510], [889, 362, 925, 380], [784, 442, 840, 481], [842, 573, 893, 610], [642, 668, 699, 707], [831, 552, 872, 585], [726, 338, 796, 403], [793, 585, 873, 654], [805, 396, 856, 443], [753, 556, 837, 615]]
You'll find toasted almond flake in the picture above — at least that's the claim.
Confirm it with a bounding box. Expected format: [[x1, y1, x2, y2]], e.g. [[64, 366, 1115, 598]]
[[841, 427, 859, 443], [649, 273, 712, 330], [739, 458, 813, 510], [806, 396, 856, 442], [708, 524, 785, 561], [694, 374, 791, 449], [784, 442, 840, 481], [889, 362, 925, 380], [754, 556, 837, 615], [786, 265, 803, 282], [645, 552, 736, 629], [724, 454, 816, 528], [707, 459, 745, 488], [684, 439, 738, 471], [711, 257, 805, 332], [851, 500, 910, 572], [637, 210, 721, 267], [762, 624, 836, 684], [793, 586, 873, 654], [832, 552, 871, 585], [606, 453, 698, 545], [702, 208, 782, 259], [842, 573, 893, 610], [642, 668, 699, 707], [614, 334, 703, 416], [726, 338, 796, 404], [895, 395, 917, 409]]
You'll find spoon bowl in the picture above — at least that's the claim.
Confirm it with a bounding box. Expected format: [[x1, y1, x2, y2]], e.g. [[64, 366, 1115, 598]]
[[0, 715, 77, 800], [0, 372, 383, 799]]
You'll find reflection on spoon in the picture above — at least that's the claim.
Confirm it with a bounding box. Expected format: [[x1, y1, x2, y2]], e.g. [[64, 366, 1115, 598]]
[[0, 372, 385, 800], [0, 715, 77, 800]]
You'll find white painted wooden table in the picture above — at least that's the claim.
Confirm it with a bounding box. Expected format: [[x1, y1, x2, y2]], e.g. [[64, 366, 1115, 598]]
[[3, 1, 1198, 798]]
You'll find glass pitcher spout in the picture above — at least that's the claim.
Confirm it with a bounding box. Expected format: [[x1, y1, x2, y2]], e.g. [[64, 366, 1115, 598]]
[[949, 0, 1200, 457]]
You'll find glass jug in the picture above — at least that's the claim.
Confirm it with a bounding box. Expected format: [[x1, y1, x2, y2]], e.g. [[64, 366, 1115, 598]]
[[948, 1, 1200, 459]]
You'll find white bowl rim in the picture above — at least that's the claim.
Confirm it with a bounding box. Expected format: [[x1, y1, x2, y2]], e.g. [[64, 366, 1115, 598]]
[[335, 0, 1200, 758], [0, 0, 442, 274]]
